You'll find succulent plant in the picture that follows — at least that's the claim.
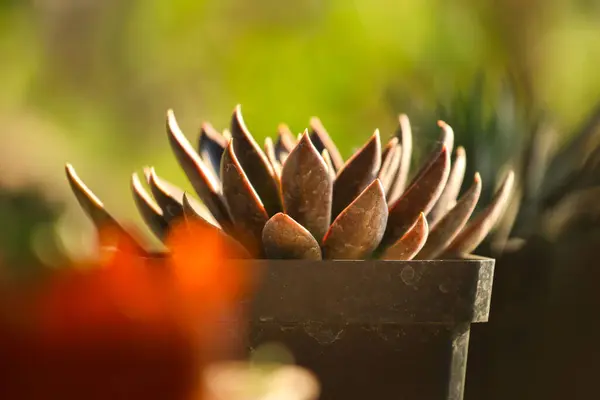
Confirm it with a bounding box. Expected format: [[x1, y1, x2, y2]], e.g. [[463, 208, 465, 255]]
[[65, 106, 514, 260]]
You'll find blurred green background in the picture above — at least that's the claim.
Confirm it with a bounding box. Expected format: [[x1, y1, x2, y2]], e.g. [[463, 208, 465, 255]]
[[2, 0, 600, 266]]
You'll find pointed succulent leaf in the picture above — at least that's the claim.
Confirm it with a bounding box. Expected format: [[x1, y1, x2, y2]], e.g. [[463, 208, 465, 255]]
[[381, 213, 428, 260], [437, 120, 454, 157], [332, 130, 382, 218], [406, 120, 454, 189], [181, 193, 251, 259], [65, 164, 119, 229], [321, 149, 336, 182], [198, 122, 227, 180], [322, 180, 388, 259], [382, 137, 399, 160], [181, 193, 218, 227], [262, 213, 322, 260], [131, 172, 170, 240], [166, 110, 232, 229], [378, 143, 402, 195], [230, 105, 282, 216], [65, 164, 144, 250], [147, 168, 184, 223], [281, 131, 333, 243], [380, 146, 451, 249], [309, 117, 344, 171], [429, 146, 467, 224], [221, 140, 269, 256], [145, 168, 220, 228], [388, 114, 413, 202], [444, 170, 515, 255], [275, 123, 297, 164], [415, 173, 482, 259], [264, 136, 282, 177]]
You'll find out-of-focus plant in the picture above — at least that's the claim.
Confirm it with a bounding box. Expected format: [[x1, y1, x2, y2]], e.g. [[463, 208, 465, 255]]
[[411, 75, 600, 254], [0, 185, 64, 277]]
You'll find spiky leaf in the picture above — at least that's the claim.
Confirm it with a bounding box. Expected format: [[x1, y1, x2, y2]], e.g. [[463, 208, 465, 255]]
[[230, 105, 282, 216], [381, 213, 428, 260], [221, 141, 269, 256], [147, 168, 184, 223], [388, 114, 413, 202], [444, 170, 515, 255], [380, 145, 450, 249], [166, 110, 232, 229], [332, 130, 382, 218], [415, 173, 482, 259], [198, 122, 227, 180], [281, 131, 333, 243], [429, 146, 467, 224], [379, 142, 402, 194], [309, 117, 344, 171], [275, 123, 296, 164], [131, 172, 169, 240]]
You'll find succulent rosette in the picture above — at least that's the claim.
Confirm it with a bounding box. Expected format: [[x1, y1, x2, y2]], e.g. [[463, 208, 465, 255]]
[[66, 106, 514, 260]]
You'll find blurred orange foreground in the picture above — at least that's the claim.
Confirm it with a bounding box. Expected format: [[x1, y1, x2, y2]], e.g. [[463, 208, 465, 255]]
[[0, 221, 252, 400]]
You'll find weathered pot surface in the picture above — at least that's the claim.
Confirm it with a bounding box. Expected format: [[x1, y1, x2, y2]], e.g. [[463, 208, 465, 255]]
[[235, 257, 494, 400]]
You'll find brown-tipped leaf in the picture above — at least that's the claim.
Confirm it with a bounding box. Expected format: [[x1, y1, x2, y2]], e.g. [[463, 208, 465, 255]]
[[380, 146, 450, 249], [437, 120, 454, 157], [65, 164, 119, 229], [321, 149, 336, 182], [403, 120, 454, 192], [415, 173, 482, 259], [429, 146, 467, 224], [309, 117, 344, 171], [378, 143, 402, 194], [131, 172, 170, 240], [444, 170, 515, 255], [221, 141, 269, 256], [262, 213, 322, 260], [198, 122, 227, 180], [166, 110, 232, 229], [275, 123, 297, 164], [281, 131, 333, 243], [147, 168, 220, 227], [322, 180, 388, 260], [381, 214, 429, 260], [332, 130, 382, 218], [181, 193, 251, 259], [147, 168, 184, 223], [230, 105, 282, 216], [264, 136, 282, 177], [66, 164, 144, 251], [388, 114, 413, 202], [382, 137, 399, 159], [182, 192, 216, 226]]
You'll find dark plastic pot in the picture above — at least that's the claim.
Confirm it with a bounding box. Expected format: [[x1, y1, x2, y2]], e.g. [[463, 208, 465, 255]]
[[242, 256, 495, 400]]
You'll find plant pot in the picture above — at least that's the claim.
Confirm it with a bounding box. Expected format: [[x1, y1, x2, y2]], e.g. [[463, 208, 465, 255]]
[[242, 257, 494, 400]]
